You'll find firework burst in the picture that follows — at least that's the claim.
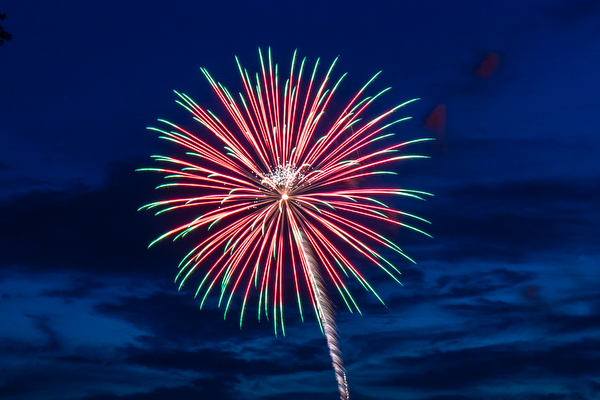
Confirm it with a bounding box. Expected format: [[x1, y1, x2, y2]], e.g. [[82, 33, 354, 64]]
[[139, 48, 432, 399]]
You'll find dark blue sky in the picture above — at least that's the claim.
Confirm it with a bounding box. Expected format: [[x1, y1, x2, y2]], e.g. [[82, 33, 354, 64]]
[[1, 1, 599, 399]]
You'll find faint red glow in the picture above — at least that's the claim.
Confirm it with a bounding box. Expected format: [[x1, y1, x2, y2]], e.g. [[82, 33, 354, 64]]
[[474, 52, 499, 79], [424, 104, 447, 152], [346, 178, 359, 188], [525, 285, 538, 301], [424, 104, 446, 134]]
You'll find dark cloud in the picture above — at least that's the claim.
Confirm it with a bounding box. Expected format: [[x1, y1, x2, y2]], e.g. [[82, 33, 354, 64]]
[[93, 290, 280, 345], [0, 314, 65, 356], [11, 377, 237, 400], [418, 396, 476, 400], [121, 344, 328, 377], [0, 176, 62, 197], [419, 178, 600, 262], [379, 338, 600, 390], [42, 275, 106, 300], [384, 267, 535, 313], [0, 374, 53, 399], [99, 286, 326, 335], [546, 310, 600, 334], [440, 292, 600, 339], [0, 160, 178, 277], [260, 391, 351, 400], [26, 314, 62, 352], [92, 289, 332, 373], [79, 386, 213, 400], [546, 0, 600, 24]]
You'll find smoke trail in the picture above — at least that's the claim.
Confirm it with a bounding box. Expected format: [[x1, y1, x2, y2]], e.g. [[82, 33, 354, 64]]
[[300, 230, 350, 400]]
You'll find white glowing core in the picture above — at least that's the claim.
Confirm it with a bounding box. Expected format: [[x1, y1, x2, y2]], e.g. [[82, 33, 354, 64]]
[[282, 194, 289, 200], [261, 162, 305, 190]]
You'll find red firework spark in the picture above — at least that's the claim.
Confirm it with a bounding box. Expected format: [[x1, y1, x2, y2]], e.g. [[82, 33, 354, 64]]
[[139, 48, 432, 335]]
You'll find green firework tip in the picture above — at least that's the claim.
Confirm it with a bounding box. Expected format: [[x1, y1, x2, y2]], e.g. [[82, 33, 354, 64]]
[[397, 211, 431, 224], [164, 174, 184, 180], [336, 285, 353, 313], [322, 201, 335, 210], [155, 119, 180, 130], [172, 226, 192, 242], [350, 95, 371, 113], [316, 135, 327, 144], [365, 197, 389, 208], [402, 189, 434, 197], [373, 171, 398, 175], [361, 71, 382, 91], [377, 253, 403, 276], [206, 109, 221, 123], [380, 118, 411, 131], [229, 239, 240, 255], [136, 203, 152, 212], [224, 237, 233, 253], [372, 133, 395, 142], [135, 167, 162, 174], [400, 223, 433, 239], [345, 266, 369, 291], [176, 248, 201, 271], [390, 155, 430, 163], [147, 231, 173, 248], [295, 289, 304, 323], [365, 280, 387, 307], [309, 203, 323, 214], [146, 126, 168, 134], [199, 287, 212, 310], [334, 258, 349, 277], [174, 100, 193, 114], [208, 218, 221, 231], [155, 183, 179, 190], [394, 98, 420, 109], [370, 209, 389, 218], [392, 190, 432, 201], [370, 87, 392, 103], [377, 233, 403, 253], [338, 160, 359, 165], [341, 195, 357, 203], [401, 137, 435, 146]]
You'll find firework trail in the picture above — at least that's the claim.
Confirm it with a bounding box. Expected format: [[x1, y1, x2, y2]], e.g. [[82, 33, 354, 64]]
[[139, 48, 431, 398], [300, 229, 349, 399]]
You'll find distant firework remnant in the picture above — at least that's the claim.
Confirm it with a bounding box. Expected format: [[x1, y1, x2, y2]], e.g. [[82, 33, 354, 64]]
[[475, 52, 500, 79]]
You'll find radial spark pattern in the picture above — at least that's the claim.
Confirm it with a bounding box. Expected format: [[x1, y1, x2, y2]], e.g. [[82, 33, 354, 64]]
[[139, 49, 432, 336]]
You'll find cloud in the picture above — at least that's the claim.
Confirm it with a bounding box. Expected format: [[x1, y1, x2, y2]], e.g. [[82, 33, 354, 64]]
[[418, 177, 600, 262], [120, 344, 328, 377], [545, 0, 600, 24], [93, 290, 272, 345], [378, 338, 600, 391], [78, 385, 221, 400], [42, 276, 107, 300], [0, 160, 177, 277]]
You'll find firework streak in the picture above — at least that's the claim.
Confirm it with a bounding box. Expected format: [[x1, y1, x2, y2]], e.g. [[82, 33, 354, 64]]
[[139, 48, 432, 398], [300, 229, 349, 399]]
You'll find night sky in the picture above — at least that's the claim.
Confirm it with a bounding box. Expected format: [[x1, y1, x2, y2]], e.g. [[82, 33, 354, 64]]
[[1, 1, 600, 399]]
